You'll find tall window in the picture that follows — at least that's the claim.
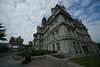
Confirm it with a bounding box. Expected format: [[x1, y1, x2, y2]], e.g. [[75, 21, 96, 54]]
[[47, 37, 48, 42], [52, 44, 55, 51], [52, 32, 54, 36], [73, 42, 78, 53], [57, 43, 60, 50], [52, 32, 55, 40], [65, 17, 67, 21], [77, 42, 82, 53], [47, 46, 48, 50], [72, 30, 75, 37], [57, 30, 59, 37], [68, 28, 71, 36], [51, 23, 53, 26]]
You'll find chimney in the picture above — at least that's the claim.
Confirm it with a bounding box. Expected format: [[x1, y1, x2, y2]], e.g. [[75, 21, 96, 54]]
[[51, 8, 55, 14], [61, 5, 65, 10]]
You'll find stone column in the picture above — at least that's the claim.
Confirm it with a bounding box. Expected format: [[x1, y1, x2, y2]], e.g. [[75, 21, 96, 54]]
[[65, 27, 69, 36], [74, 31, 78, 38], [51, 34, 53, 41], [67, 40, 76, 56], [49, 45, 50, 50], [63, 26, 67, 37], [59, 40, 66, 53], [71, 41, 76, 55], [50, 44, 52, 50], [64, 40, 70, 56]]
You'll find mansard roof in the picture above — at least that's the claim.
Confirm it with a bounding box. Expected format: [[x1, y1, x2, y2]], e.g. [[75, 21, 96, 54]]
[[36, 4, 85, 33], [47, 4, 73, 24]]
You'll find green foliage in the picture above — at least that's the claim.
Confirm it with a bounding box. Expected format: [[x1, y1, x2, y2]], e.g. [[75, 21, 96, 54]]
[[0, 22, 7, 41], [52, 54, 65, 59], [70, 56, 100, 67], [0, 46, 10, 53], [25, 45, 32, 49], [17, 50, 57, 56]]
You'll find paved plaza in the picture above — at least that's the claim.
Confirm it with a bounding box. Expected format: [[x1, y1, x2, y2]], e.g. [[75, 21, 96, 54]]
[[0, 55, 58, 67], [0, 53, 85, 67]]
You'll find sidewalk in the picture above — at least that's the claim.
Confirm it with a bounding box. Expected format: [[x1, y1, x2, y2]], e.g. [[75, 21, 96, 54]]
[[67, 61, 85, 67]]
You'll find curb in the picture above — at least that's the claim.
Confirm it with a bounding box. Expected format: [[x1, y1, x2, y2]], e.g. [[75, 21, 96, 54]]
[[45, 55, 69, 67]]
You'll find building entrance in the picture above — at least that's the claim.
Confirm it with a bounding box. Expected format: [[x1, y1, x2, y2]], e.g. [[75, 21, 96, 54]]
[[82, 46, 88, 54]]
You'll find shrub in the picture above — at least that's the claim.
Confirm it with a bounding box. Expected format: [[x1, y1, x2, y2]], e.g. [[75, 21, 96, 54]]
[[52, 54, 65, 59], [0, 46, 10, 53], [17, 50, 57, 56]]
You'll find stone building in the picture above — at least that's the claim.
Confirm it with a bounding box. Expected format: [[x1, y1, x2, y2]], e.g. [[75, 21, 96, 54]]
[[33, 4, 100, 56]]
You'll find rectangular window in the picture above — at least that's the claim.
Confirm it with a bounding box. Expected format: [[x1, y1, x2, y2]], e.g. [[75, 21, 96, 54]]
[[56, 30, 59, 37], [47, 46, 48, 50], [52, 44, 55, 51], [77, 42, 82, 53], [52, 32, 55, 39], [68, 28, 71, 36], [57, 43, 60, 50], [51, 23, 53, 26], [73, 42, 78, 53], [72, 30, 75, 37], [52, 32, 54, 36]]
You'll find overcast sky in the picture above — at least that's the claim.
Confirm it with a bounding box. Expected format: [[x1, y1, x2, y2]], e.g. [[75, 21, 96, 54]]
[[0, 0, 100, 44]]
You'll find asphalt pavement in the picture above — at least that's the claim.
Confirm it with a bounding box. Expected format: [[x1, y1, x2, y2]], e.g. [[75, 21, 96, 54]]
[[0, 54, 58, 67], [0, 52, 15, 58]]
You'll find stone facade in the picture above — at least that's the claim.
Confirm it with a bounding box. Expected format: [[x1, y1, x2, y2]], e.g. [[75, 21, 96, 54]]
[[32, 4, 100, 56]]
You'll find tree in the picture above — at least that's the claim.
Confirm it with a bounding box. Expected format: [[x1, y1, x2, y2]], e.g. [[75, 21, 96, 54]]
[[0, 45, 10, 53], [0, 22, 7, 41]]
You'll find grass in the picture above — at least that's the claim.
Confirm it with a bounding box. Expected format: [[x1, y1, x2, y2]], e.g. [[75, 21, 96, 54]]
[[69, 56, 100, 67]]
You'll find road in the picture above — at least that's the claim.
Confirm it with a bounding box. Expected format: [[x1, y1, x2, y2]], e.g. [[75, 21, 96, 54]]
[[0, 52, 15, 58], [0, 54, 58, 67]]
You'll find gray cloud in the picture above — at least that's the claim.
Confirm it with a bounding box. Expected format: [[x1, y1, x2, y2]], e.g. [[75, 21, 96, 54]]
[[0, 0, 59, 44], [0, 0, 100, 44]]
